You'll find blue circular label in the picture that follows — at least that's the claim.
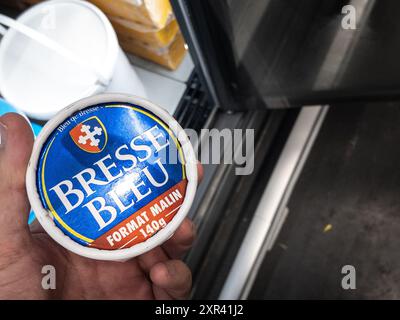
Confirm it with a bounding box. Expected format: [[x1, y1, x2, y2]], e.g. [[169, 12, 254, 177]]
[[37, 103, 187, 250]]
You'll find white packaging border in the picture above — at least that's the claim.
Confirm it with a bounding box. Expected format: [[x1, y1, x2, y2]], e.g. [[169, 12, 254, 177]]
[[26, 93, 198, 261]]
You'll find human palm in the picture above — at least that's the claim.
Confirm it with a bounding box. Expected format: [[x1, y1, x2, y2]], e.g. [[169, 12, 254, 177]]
[[0, 113, 196, 300]]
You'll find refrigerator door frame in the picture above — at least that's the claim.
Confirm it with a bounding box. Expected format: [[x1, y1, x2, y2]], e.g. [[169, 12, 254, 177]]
[[171, 0, 400, 111], [171, 0, 241, 111]]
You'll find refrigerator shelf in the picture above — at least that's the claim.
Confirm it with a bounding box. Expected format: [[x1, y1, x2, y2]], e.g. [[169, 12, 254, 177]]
[[173, 71, 213, 132]]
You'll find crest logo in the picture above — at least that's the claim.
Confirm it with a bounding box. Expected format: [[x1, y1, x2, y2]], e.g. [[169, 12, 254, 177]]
[[69, 116, 107, 153]]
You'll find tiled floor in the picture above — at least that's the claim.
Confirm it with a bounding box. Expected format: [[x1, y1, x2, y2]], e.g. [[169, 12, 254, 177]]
[[250, 102, 400, 299]]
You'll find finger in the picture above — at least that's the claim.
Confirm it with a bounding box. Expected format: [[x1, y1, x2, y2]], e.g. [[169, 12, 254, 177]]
[[197, 161, 203, 183], [137, 246, 169, 274], [162, 218, 195, 259], [0, 113, 34, 244], [150, 260, 192, 300]]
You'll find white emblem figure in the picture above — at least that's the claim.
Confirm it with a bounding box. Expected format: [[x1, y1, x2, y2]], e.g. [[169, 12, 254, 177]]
[[78, 124, 102, 147]]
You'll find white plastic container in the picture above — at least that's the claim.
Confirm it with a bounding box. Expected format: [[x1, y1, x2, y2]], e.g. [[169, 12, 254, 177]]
[[26, 93, 197, 261], [0, 0, 146, 120]]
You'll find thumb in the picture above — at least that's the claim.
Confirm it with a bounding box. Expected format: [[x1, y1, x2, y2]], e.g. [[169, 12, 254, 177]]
[[0, 113, 34, 246]]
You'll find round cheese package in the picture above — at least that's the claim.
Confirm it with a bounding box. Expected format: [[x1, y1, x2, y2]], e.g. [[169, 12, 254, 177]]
[[26, 94, 197, 261]]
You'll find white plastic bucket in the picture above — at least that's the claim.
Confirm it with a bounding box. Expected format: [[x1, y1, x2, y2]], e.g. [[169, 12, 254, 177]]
[[0, 0, 146, 120]]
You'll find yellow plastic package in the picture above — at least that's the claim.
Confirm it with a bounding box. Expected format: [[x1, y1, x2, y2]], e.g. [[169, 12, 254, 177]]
[[120, 33, 187, 70], [110, 16, 179, 47], [88, 0, 173, 29]]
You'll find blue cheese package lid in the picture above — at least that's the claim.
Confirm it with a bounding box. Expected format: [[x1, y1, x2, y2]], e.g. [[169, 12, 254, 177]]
[[26, 94, 197, 261]]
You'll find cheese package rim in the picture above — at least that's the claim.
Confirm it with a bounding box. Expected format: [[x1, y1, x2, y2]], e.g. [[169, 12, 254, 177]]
[[26, 93, 198, 261]]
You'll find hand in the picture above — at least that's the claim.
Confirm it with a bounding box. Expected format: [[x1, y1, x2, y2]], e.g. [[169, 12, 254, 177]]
[[0, 113, 202, 300]]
